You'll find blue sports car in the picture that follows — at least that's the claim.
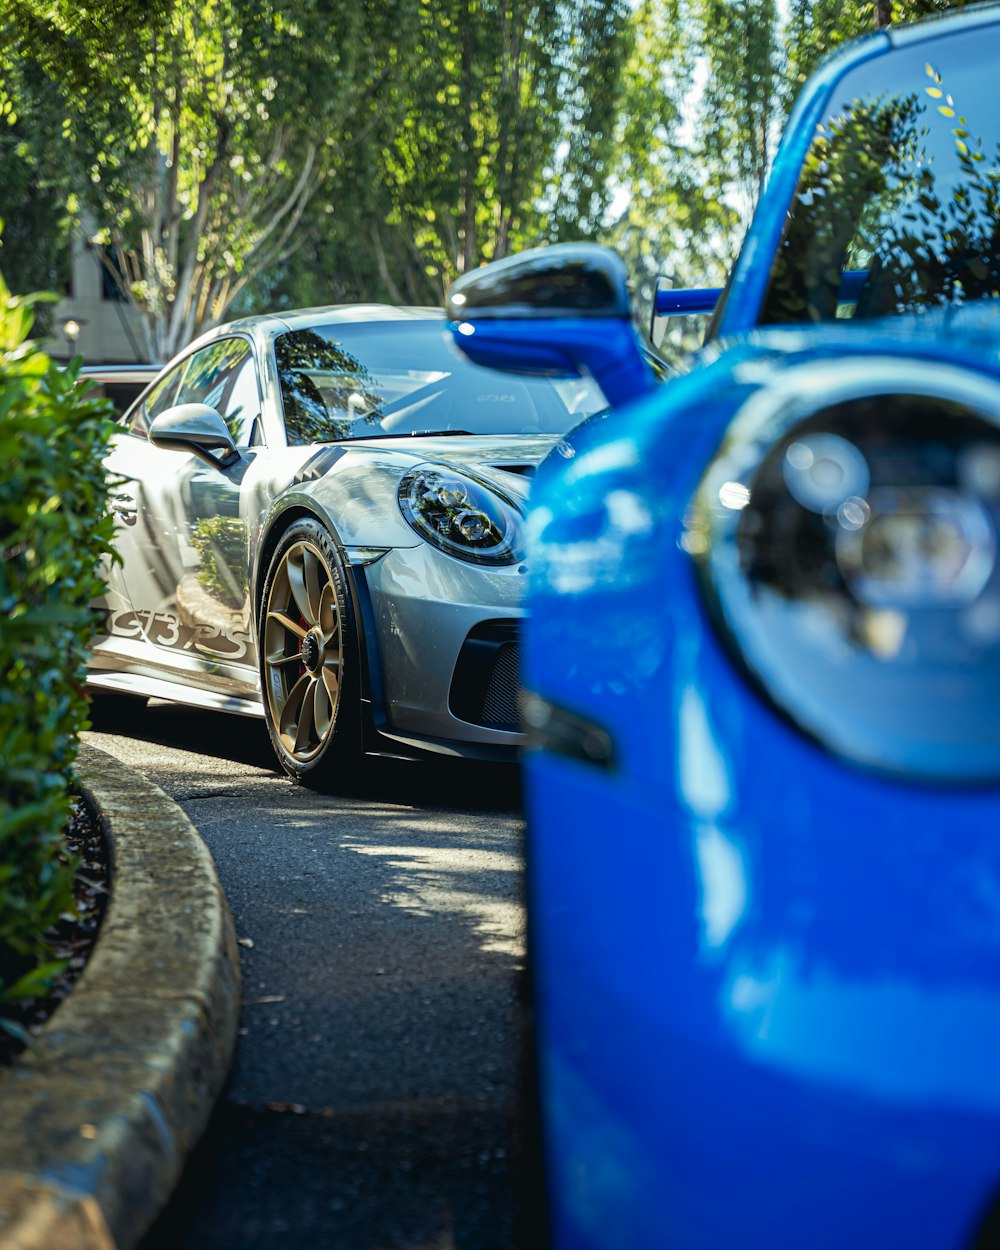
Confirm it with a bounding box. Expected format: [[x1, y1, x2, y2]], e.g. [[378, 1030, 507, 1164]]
[[449, 5, 1000, 1248]]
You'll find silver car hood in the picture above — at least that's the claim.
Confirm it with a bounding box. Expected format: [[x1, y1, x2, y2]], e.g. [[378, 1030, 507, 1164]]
[[350, 432, 561, 498], [248, 432, 566, 553]]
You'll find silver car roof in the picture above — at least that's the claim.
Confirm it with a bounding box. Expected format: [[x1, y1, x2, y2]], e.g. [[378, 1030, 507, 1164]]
[[179, 303, 445, 359]]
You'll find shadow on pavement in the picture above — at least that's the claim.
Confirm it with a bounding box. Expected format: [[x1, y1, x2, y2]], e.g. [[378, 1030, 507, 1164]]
[[141, 1093, 524, 1250], [91, 690, 536, 1250], [87, 691, 522, 813]]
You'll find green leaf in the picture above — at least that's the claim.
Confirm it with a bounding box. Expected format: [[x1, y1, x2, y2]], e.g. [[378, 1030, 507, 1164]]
[[1, 959, 67, 1002], [0, 1017, 31, 1045]]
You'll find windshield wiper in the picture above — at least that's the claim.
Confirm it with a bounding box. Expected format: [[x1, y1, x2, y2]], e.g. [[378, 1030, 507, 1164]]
[[345, 429, 477, 440]]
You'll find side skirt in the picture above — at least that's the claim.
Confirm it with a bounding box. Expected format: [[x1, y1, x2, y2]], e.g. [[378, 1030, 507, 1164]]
[[87, 671, 266, 719]]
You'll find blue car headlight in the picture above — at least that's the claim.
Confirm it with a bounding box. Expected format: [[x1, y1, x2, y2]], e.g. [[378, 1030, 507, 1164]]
[[690, 357, 1000, 782], [397, 464, 523, 565]]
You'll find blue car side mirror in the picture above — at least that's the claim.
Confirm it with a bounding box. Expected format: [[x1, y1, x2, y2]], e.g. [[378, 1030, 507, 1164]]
[[446, 243, 659, 408]]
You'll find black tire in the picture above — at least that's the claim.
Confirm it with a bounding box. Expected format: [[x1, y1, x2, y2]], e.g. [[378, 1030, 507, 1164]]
[[258, 517, 360, 789]]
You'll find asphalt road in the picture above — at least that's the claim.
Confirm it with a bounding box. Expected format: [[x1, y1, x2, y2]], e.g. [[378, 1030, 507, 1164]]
[[84, 694, 530, 1250]]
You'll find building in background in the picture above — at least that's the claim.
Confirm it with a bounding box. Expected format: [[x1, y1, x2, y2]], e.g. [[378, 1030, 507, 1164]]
[[52, 234, 150, 365]]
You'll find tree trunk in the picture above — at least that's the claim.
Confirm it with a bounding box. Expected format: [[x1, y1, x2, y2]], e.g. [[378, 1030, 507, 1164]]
[[875, 0, 892, 28], [460, 1, 477, 273]]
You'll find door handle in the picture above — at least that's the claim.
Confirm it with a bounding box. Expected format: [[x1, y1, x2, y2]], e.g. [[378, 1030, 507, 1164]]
[[110, 493, 138, 526]]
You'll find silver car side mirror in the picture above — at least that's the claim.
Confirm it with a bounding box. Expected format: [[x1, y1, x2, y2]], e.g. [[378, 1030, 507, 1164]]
[[149, 403, 240, 469]]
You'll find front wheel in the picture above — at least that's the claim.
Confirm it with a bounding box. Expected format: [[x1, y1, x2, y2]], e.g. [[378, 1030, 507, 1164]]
[[258, 518, 360, 788]]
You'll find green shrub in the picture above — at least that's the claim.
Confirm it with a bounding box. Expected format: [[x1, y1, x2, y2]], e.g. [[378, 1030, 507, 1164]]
[[0, 270, 116, 1008]]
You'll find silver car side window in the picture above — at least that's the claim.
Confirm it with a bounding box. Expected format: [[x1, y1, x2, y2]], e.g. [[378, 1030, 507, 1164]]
[[220, 350, 263, 447], [173, 338, 260, 447], [126, 368, 182, 437]]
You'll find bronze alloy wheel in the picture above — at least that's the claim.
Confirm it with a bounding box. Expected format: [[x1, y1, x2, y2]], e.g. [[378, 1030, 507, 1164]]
[[261, 524, 351, 772]]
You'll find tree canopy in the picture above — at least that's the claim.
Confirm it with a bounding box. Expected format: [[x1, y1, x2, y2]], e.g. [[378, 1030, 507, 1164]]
[[606, 0, 978, 343], [0, 0, 982, 356], [244, 0, 632, 310], [2, 0, 415, 358]]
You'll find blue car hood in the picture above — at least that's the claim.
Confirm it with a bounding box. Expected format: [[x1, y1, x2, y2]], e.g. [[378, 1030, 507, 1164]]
[[700, 298, 1000, 379]]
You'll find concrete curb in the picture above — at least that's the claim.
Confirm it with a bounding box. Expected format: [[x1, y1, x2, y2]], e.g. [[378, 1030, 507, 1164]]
[[0, 743, 241, 1250]]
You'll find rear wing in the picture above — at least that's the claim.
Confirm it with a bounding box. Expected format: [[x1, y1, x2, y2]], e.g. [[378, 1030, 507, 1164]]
[[652, 270, 869, 321], [654, 288, 722, 317]]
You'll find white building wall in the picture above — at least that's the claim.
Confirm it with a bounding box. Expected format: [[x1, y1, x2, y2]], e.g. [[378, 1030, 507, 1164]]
[[52, 236, 151, 365]]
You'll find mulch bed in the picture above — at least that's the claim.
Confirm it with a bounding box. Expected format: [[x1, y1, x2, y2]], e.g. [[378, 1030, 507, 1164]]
[[0, 794, 109, 1068]]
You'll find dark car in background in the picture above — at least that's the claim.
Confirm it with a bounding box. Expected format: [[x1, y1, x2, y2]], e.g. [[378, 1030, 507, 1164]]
[[80, 364, 161, 416]]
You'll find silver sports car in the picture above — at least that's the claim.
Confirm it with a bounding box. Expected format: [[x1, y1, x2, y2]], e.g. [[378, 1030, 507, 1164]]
[[89, 305, 605, 786]]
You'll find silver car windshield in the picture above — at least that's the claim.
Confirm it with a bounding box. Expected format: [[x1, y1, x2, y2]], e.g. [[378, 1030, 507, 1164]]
[[274, 321, 606, 445]]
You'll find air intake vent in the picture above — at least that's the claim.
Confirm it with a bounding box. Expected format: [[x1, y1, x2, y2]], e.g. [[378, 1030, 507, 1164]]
[[485, 462, 536, 477], [450, 620, 522, 732], [480, 643, 520, 727]]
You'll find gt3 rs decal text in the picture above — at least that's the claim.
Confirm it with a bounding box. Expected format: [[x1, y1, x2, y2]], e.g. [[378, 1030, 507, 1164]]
[[104, 608, 252, 661]]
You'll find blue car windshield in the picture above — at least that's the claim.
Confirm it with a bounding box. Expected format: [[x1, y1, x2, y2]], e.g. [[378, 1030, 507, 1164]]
[[274, 320, 606, 445], [760, 22, 1000, 325]]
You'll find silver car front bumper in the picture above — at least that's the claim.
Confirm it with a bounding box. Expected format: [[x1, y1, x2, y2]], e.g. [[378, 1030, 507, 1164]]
[[359, 544, 527, 749]]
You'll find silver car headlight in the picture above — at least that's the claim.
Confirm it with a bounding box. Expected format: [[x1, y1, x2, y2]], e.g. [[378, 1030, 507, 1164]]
[[397, 465, 523, 566], [689, 357, 1000, 782]]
